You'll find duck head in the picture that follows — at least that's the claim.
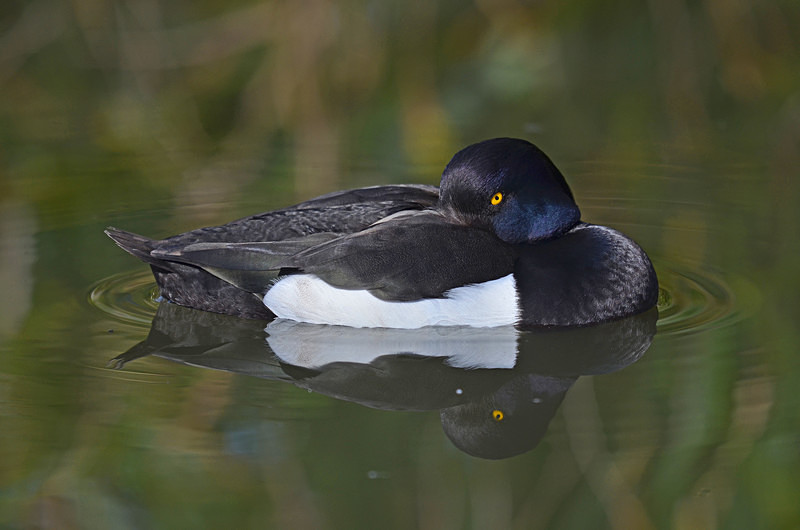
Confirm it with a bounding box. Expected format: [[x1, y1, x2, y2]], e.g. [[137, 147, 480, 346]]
[[438, 138, 581, 244]]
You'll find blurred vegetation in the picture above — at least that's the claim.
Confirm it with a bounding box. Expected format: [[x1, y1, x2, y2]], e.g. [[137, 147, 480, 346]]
[[1, 0, 800, 528], [2, 0, 798, 192]]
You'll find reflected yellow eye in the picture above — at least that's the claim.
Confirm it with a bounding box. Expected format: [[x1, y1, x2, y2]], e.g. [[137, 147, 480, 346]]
[[492, 409, 504, 421], [491, 192, 503, 205]]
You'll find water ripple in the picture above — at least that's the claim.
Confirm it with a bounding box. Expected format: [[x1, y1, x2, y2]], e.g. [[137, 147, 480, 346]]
[[654, 262, 740, 335], [89, 263, 742, 336], [88, 270, 159, 328]]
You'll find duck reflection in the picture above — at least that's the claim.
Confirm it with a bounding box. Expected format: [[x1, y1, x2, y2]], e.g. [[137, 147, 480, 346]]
[[111, 304, 657, 459]]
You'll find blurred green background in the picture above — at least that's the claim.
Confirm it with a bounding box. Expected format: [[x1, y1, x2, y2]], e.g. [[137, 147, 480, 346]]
[[1, 0, 799, 528]]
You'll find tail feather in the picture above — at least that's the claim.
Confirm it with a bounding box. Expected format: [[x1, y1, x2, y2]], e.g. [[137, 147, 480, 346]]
[[105, 226, 273, 319], [105, 227, 160, 265]]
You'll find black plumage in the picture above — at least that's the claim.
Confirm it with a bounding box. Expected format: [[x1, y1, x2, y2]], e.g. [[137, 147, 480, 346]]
[[106, 138, 659, 327], [108, 184, 438, 319]]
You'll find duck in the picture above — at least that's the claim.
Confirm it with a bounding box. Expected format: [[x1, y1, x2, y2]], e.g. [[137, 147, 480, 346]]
[[106, 137, 658, 328]]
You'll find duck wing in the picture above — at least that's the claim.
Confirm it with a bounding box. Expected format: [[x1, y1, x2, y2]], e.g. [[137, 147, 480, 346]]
[[156, 210, 517, 302], [158, 184, 439, 248], [106, 185, 439, 318], [150, 233, 340, 293], [288, 211, 518, 300], [289, 184, 439, 209]]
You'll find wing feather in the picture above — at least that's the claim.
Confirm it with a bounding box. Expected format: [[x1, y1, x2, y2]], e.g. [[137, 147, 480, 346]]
[[289, 211, 517, 300], [146, 209, 517, 302]]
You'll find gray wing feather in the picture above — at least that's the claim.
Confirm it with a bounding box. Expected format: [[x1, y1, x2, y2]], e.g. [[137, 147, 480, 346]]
[[151, 234, 339, 292], [149, 211, 517, 301], [288, 212, 517, 301]]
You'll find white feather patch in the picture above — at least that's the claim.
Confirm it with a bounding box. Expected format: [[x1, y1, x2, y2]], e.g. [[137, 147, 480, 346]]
[[263, 274, 520, 329]]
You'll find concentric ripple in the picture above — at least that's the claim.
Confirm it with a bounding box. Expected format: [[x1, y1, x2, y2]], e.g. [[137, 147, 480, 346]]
[[89, 263, 742, 336], [88, 270, 160, 327], [654, 262, 740, 335]]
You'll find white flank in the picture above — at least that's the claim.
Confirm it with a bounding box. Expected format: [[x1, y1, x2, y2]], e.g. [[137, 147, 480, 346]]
[[263, 274, 520, 329]]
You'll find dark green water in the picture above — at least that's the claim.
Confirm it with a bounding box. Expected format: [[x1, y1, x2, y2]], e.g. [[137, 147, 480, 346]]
[[2, 1, 799, 528]]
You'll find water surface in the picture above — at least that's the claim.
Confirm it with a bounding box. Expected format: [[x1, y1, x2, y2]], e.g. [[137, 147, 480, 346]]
[[2, 1, 799, 528], [3, 151, 787, 529]]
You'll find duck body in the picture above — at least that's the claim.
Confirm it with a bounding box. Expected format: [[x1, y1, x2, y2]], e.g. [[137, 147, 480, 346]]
[[107, 138, 658, 328]]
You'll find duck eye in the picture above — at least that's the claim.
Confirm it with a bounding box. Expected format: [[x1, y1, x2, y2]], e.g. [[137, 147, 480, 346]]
[[491, 192, 503, 205], [492, 409, 504, 421]]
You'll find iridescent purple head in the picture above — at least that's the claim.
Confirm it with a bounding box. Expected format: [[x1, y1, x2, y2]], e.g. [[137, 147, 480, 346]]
[[438, 138, 581, 244]]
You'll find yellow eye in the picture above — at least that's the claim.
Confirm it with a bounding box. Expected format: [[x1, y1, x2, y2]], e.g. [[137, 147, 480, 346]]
[[492, 409, 504, 421], [491, 192, 503, 205]]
